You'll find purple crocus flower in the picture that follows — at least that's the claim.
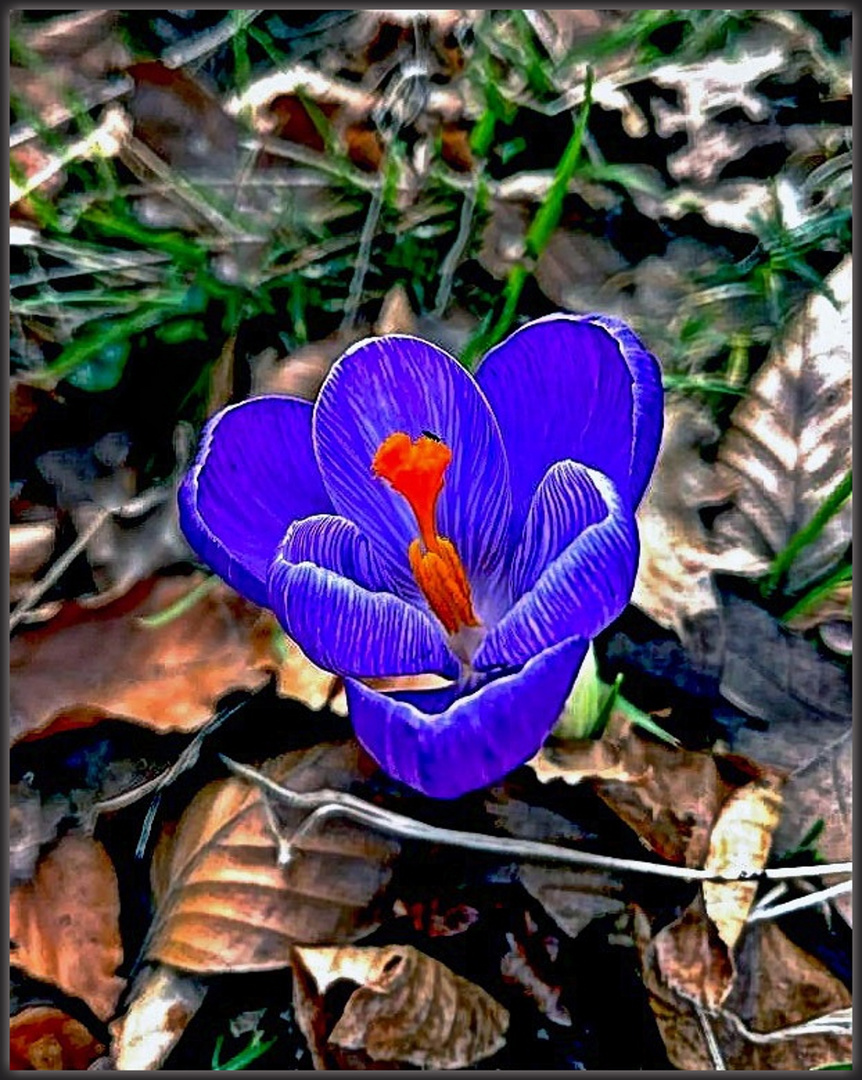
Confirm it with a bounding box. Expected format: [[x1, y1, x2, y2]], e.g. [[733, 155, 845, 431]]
[[178, 315, 663, 799]]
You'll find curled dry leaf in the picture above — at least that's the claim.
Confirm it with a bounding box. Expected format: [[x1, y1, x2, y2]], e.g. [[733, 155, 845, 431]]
[[293, 944, 509, 1070], [109, 963, 208, 1072], [652, 894, 737, 1013], [713, 256, 852, 593], [10, 833, 124, 1022], [702, 776, 784, 953], [147, 742, 399, 973], [10, 1006, 106, 1071]]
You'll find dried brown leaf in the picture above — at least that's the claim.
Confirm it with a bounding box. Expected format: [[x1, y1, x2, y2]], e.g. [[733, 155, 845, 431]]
[[764, 724, 852, 925], [10, 575, 274, 742], [713, 257, 852, 591], [720, 919, 852, 1069], [293, 944, 509, 1069], [636, 907, 853, 1069], [10, 1006, 106, 1071], [147, 741, 399, 973], [532, 715, 731, 867], [500, 922, 572, 1027], [653, 893, 737, 1012], [720, 593, 852, 726], [702, 776, 784, 952], [109, 963, 208, 1071], [10, 833, 124, 1022], [518, 865, 625, 941]]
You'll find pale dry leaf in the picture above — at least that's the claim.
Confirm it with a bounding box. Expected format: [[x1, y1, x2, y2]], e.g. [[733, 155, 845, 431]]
[[10, 1006, 106, 1071], [713, 256, 852, 592], [252, 618, 343, 713], [632, 396, 764, 662], [293, 944, 509, 1069], [147, 741, 399, 973], [10, 833, 124, 1022], [10, 574, 277, 743], [702, 776, 784, 952], [109, 963, 208, 1071], [10, 519, 57, 602]]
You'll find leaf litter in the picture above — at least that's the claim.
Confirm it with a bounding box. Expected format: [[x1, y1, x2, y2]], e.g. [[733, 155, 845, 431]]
[[8, 8, 851, 1070]]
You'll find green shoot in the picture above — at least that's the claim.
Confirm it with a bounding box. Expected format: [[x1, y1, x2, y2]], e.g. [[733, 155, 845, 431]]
[[211, 1031, 277, 1070]]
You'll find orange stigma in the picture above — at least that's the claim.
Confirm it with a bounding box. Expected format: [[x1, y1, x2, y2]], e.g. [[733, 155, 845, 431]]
[[372, 432, 480, 634]]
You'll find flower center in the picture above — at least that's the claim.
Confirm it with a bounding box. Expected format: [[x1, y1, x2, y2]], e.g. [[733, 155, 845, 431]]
[[372, 431, 481, 634]]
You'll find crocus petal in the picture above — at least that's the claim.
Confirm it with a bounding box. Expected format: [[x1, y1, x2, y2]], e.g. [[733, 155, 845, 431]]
[[276, 513, 390, 592], [476, 314, 663, 539], [347, 635, 588, 798], [475, 465, 638, 671], [268, 547, 459, 681], [312, 335, 511, 609], [178, 396, 332, 606]]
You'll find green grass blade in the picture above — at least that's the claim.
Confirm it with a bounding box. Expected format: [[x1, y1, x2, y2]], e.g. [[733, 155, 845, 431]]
[[780, 562, 852, 625], [763, 470, 852, 597]]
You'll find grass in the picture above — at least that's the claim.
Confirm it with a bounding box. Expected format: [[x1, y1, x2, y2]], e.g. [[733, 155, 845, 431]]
[[10, 9, 852, 582]]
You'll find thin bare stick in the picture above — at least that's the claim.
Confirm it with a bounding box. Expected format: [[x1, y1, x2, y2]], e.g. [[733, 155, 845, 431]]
[[340, 181, 384, 333], [162, 10, 264, 70], [747, 879, 852, 922], [10, 507, 111, 632], [10, 78, 134, 149], [86, 698, 251, 838], [719, 1006, 852, 1044], [434, 179, 477, 316], [219, 756, 852, 884], [695, 1001, 727, 1070]]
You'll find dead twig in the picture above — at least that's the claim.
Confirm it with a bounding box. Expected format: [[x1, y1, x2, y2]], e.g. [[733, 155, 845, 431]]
[[219, 756, 853, 884]]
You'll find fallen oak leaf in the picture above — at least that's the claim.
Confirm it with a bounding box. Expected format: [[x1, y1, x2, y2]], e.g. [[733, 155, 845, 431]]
[[146, 741, 399, 973], [292, 944, 509, 1069], [10, 833, 124, 1023]]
